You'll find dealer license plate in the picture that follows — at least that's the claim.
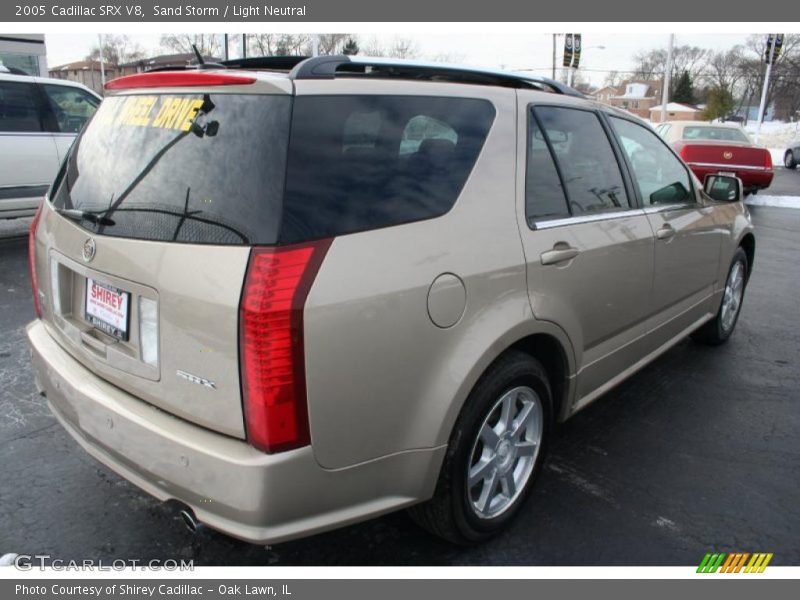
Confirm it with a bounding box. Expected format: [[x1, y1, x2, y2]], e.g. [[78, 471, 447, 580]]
[[85, 278, 130, 341]]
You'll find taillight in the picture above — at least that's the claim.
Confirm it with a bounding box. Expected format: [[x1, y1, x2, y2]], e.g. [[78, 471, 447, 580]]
[[764, 150, 773, 169], [105, 71, 256, 90], [28, 201, 44, 318], [677, 143, 690, 161], [239, 240, 332, 453]]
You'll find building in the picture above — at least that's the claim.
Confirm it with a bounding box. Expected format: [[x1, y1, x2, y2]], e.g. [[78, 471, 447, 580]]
[[117, 53, 223, 75], [593, 79, 663, 119], [48, 60, 118, 95], [49, 53, 222, 95], [0, 34, 47, 76], [649, 103, 702, 123]]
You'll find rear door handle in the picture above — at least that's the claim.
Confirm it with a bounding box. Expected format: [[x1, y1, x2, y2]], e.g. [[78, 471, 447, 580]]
[[540, 246, 580, 265], [656, 224, 675, 240]]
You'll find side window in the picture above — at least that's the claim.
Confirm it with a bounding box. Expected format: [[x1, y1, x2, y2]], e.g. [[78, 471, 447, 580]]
[[42, 84, 99, 134], [534, 106, 630, 214], [400, 115, 458, 156], [526, 112, 569, 221], [281, 95, 496, 243], [610, 117, 693, 207], [0, 81, 44, 133]]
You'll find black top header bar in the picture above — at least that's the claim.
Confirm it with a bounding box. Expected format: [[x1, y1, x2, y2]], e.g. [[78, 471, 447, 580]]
[[4, 0, 797, 22]]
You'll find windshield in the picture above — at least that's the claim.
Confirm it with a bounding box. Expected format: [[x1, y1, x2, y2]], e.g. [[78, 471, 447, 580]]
[[682, 126, 751, 143], [51, 93, 291, 245]]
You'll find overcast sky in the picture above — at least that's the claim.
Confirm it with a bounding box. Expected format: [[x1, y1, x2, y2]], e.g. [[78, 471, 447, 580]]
[[45, 32, 754, 85]]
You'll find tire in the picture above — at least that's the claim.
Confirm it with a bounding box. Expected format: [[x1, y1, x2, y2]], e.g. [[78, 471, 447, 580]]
[[692, 248, 748, 345], [408, 351, 552, 544], [785, 150, 797, 170]]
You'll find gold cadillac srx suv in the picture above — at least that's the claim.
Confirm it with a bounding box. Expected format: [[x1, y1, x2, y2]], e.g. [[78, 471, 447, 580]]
[[27, 56, 755, 545]]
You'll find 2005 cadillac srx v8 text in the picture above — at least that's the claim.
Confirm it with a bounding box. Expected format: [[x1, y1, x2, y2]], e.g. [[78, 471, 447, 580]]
[[27, 55, 755, 544]]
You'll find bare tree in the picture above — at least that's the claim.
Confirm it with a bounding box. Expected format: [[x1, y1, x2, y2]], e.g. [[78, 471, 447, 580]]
[[248, 34, 309, 56], [314, 34, 350, 55], [632, 45, 710, 85], [87, 35, 145, 65], [160, 34, 221, 57], [602, 70, 625, 88], [705, 46, 746, 93], [737, 34, 800, 120], [359, 36, 420, 59]]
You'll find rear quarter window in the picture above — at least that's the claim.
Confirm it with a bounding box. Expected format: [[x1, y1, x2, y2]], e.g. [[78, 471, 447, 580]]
[[0, 80, 44, 132], [279, 95, 496, 243]]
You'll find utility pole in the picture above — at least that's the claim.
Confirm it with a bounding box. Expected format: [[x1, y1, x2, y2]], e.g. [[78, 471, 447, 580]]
[[97, 33, 106, 90], [660, 34, 674, 124], [755, 35, 780, 145], [552, 34, 556, 79], [241, 34, 247, 59], [312, 34, 320, 57], [223, 34, 229, 61]]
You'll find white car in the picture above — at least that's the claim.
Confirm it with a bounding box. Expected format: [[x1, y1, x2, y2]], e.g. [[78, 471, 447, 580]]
[[0, 71, 101, 219]]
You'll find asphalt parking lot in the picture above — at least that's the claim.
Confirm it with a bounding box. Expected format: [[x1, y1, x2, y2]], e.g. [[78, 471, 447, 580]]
[[0, 204, 798, 566], [765, 164, 800, 195]]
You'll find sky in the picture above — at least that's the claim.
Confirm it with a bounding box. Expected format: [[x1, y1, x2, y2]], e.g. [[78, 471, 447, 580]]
[[45, 32, 754, 86]]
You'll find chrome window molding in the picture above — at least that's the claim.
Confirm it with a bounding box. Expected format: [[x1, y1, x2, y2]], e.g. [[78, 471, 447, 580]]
[[642, 202, 698, 214], [687, 161, 768, 172], [530, 209, 644, 230]]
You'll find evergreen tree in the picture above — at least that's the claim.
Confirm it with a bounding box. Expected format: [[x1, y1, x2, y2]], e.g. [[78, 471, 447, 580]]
[[342, 38, 359, 56], [672, 70, 695, 104]]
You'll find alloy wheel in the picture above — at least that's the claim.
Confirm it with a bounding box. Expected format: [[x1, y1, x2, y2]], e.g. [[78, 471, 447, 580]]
[[721, 260, 745, 333], [466, 386, 543, 519]]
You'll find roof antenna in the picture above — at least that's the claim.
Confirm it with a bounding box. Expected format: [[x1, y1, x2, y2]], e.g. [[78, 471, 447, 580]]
[[192, 44, 205, 65]]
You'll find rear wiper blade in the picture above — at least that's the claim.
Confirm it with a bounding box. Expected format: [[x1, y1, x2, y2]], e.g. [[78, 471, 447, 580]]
[[56, 208, 115, 227]]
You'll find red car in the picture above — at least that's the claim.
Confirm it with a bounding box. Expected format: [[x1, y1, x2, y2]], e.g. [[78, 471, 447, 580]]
[[656, 121, 773, 194]]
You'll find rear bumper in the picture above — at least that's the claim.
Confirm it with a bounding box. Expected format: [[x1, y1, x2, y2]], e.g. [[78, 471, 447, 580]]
[[27, 319, 444, 544], [687, 163, 774, 190]]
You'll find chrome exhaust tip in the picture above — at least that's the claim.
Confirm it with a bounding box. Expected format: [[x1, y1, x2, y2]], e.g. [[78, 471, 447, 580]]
[[179, 508, 203, 534]]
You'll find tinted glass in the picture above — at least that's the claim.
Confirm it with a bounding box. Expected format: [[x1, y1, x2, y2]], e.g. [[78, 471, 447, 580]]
[[682, 126, 750, 143], [51, 94, 291, 245], [610, 117, 693, 206], [534, 106, 629, 214], [526, 112, 569, 221], [43, 84, 100, 133], [280, 96, 495, 243], [0, 81, 43, 132]]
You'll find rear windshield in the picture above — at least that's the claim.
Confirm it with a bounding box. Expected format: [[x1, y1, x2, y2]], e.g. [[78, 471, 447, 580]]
[[51, 93, 495, 245], [52, 93, 291, 245], [682, 126, 750, 143]]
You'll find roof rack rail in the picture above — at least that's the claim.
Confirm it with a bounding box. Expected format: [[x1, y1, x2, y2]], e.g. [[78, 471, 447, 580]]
[[288, 55, 585, 98]]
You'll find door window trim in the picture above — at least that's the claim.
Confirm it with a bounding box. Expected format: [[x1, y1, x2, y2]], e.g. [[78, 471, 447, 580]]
[[525, 102, 641, 231]]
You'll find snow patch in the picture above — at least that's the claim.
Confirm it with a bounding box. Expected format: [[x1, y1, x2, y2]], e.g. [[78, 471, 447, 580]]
[[744, 120, 799, 150], [768, 148, 786, 166], [746, 195, 800, 209]]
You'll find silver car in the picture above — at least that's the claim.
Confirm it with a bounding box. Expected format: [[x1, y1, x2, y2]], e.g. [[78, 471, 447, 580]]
[[27, 56, 754, 544], [0, 71, 100, 219]]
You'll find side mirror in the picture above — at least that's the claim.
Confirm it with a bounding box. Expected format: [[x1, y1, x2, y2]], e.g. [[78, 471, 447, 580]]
[[704, 173, 742, 203]]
